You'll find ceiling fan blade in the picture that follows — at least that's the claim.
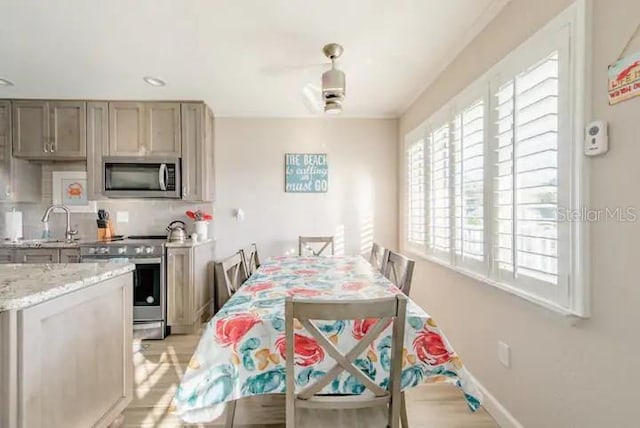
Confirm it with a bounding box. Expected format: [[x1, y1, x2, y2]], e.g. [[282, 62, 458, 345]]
[[302, 83, 323, 114]]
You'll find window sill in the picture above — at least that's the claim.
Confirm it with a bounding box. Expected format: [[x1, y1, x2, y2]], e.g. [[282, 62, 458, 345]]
[[404, 247, 588, 319]]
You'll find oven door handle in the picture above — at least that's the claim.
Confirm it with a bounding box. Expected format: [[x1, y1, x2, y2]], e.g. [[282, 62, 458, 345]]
[[159, 164, 167, 191], [129, 258, 162, 264]]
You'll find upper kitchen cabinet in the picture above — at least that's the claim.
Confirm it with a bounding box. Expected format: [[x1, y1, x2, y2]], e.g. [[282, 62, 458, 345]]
[[181, 102, 215, 202], [0, 101, 41, 202], [108, 102, 181, 157], [12, 100, 87, 160]]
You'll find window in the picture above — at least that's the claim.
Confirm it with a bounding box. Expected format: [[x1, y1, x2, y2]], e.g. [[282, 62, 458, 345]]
[[403, 2, 588, 316]]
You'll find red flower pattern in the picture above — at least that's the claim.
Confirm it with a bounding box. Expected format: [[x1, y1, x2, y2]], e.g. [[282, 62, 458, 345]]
[[275, 334, 325, 366], [413, 329, 451, 365], [352, 318, 378, 340], [342, 281, 366, 291], [243, 282, 274, 293], [215, 312, 261, 349], [293, 269, 318, 276], [287, 288, 324, 297]]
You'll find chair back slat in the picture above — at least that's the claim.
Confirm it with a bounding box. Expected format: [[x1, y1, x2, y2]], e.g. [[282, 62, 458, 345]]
[[290, 296, 398, 320], [382, 250, 415, 296], [216, 252, 248, 297], [240, 243, 260, 277], [298, 236, 335, 256], [369, 242, 386, 272]]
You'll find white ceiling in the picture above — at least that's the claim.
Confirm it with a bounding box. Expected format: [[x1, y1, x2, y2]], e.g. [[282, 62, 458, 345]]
[[0, 0, 508, 118]]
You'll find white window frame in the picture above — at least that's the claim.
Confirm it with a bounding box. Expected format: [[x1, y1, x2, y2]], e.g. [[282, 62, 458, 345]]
[[401, 0, 590, 317]]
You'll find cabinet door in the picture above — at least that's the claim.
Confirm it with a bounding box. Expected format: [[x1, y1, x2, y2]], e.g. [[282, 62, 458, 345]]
[[0, 101, 42, 202], [166, 247, 193, 327], [49, 101, 86, 159], [12, 100, 49, 157], [60, 249, 80, 263], [15, 249, 60, 263], [181, 103, 214, 202], [0, 101, 12, 200], [87, 102, 109, 200], [145, 103, 181, 156], [108, 102, 145, 156], [180, 103, 203, 201], [0, 249, 13, 264]]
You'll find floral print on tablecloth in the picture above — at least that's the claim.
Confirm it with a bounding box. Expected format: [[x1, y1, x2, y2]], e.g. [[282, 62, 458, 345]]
[[172, 256, 481, 423]]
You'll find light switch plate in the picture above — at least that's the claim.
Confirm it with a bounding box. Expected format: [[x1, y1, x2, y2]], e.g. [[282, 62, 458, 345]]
[[116, 211, 129, 223], [498, 341, 511, 368]]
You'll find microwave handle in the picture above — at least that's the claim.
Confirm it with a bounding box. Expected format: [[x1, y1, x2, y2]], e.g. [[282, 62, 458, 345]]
[[159, 164, 167, 191]]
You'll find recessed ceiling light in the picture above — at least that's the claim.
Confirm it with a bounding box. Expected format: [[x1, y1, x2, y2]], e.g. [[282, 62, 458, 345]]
[[0, 78, 14, 87], [143, 76, 166, 87]]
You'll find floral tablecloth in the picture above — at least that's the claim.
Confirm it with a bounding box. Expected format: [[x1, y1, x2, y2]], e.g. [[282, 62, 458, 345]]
[[172, 256, 481, 423]]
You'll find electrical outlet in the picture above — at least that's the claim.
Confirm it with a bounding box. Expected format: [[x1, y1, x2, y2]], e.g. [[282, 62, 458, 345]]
[[116, 211, 129, 223], [498, 341, 510, 368]]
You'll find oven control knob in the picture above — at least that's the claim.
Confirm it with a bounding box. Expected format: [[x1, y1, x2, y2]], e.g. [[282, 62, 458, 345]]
[[99, 247, 109, 255], [145, 246, 154, 254], [135, 247, 144, 255], [88, 247, 96, 255], [146, 296, 155, 304], [117, 247, 126, 255]]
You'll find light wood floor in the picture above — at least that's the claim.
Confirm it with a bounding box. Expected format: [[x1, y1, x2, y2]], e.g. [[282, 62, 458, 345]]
[[123, 333, 498, 428]]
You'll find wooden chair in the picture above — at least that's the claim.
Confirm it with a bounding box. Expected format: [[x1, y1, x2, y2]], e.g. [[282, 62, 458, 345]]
[[298, 236, 334, 256], [240, 243, 261, 277], [285, 295, 408, 428], [369, 242, 387, 272], [381, 250, 415, 296], [215, 252, 248, 298]]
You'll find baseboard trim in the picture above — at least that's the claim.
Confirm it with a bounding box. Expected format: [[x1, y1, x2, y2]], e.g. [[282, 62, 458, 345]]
[[467, 371, 524, 428]]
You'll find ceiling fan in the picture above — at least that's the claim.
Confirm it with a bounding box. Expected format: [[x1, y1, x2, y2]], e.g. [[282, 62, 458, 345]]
[[299, 43, 346, 115], [320, 43, 346, 114]]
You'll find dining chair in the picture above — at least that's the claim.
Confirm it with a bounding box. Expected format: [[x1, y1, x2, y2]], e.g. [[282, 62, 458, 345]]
[[298, 236, 334, 256], [369, 242, 387, 272], [240, 243, 261, 277], [284, 295, 408, 428], [215, 252, 248, 299], [381, 250, 415, 296]]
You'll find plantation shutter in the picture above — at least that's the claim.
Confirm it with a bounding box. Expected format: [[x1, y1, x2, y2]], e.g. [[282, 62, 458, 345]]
[[428, 123, 451, 257], [492, 48, 569, 300], [407, 138, 426, 246], [453, 98, 486, 268]]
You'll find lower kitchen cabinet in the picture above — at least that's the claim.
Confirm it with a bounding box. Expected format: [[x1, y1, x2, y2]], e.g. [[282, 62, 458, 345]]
[[15, 248, 60, 264], [60, 248, 81, 263], [0, 247, 80, 264], [166, 240, 215, 334]]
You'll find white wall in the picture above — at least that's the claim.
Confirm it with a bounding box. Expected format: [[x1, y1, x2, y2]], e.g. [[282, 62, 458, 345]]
[[214, 118, 398, 259], [399, 0, 640, 427]]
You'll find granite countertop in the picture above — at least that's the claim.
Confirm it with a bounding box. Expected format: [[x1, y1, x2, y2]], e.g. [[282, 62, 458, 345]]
[[0, 262, 135, 311], [0, 239, 83, 249], [165, 239, 216, 248]]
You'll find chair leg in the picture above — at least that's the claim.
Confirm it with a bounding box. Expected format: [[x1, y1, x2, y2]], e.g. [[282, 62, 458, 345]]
[[225, 399, 237, 428], [400, 392, 409, 428]]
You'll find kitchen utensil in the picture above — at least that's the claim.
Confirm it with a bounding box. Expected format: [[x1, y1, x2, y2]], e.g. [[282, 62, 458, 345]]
[[166, 220, 187, 243]]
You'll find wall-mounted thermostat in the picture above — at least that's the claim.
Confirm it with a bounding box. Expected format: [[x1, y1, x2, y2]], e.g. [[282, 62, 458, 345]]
[[584, 120, 608, 156]]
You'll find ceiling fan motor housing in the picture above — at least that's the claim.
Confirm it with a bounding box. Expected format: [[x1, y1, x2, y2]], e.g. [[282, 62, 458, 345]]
[[322, 68, 346, 104]]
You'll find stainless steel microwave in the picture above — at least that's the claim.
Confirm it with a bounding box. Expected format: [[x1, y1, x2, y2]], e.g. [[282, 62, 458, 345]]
[[103, 157, 181, 198]]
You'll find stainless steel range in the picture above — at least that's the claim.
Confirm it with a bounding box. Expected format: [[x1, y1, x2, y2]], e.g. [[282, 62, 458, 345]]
[[80, 235, 167, 339]]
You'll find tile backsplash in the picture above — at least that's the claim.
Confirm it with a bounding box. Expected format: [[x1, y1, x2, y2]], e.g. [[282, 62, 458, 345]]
[[0, 162, 214, 241]]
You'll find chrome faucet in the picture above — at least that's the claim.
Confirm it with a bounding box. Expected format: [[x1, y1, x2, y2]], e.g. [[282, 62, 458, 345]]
[[41, 204, 78, 241]]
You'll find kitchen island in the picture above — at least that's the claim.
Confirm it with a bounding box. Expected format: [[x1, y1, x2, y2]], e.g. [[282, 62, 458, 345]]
[[0, 263, 135, 428]]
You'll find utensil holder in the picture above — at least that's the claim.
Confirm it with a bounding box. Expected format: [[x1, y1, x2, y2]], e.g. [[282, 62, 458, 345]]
[[194, 221, 208, 241]]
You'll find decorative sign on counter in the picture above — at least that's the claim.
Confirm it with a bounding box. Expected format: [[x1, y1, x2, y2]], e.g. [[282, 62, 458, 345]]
[[285, 153, 328, 193]]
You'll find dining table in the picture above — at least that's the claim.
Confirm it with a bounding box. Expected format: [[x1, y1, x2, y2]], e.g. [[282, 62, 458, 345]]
[[171, 255, 482, 423]]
